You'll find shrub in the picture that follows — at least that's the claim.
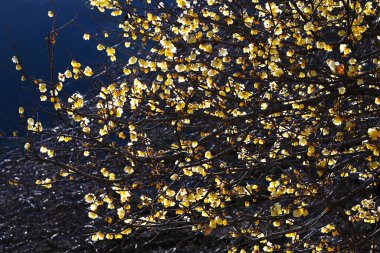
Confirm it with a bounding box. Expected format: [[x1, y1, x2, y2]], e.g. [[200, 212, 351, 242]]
[[8, 0, 380, 252]]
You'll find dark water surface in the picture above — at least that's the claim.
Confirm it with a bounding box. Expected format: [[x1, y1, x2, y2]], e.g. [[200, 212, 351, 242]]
[[0, 0, 100, 133]]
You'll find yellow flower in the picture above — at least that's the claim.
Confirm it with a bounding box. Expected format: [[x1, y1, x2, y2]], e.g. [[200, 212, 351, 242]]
[[121, 228, 132, 235], [237, 91, 252, 100], [368, 128, 379, 140], [211, 58, 223, 70], [326, 59, 337, 73], [84, 66, 93, 77], [114, 234, 123, 239], [47, 149, 54, 157], [128, 56, 138, 65], [293, 207, 308, 217], [307, 146, 315, 156], [117, 207, 125, 219], [97, 44, 105, 51], [170, 174, 178, 181], [43, 178, 52, 188], [124, 166, 134, 174], [106, 47, 115, 56], [85, 193, 96, 203], [40, 146, 48, 153], [339, 44, 351, 55], [333, 116, 342, 126], [261, 102, 268, 110], [116, 107, 123, 117], [177, 0, 190, 8], [39, 83, 47, 93], [71, 60, 81, 68], [24, 142, 31, 150], [299, 137, 307, 146], [175, 64, 186, 72], [83, 33, 90, 40], [271, 203, 283, 216], [88, 211, 98, 219], [64, 70, 73, 78]]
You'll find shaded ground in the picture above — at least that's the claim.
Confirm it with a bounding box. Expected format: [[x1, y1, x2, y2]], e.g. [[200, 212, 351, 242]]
[[0, 139, 227, 253], [0, 147, 92, 252]]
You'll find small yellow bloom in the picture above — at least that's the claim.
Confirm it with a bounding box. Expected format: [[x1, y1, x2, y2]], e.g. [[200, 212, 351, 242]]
[[83, 33, 90, 40], [128, 56, 138, 65], [205, 151, 213, 159], [368, 128, 379, 140], [84, 66, 93, 77], [85, 193, 96, 203], [88, 211, 98, 219]]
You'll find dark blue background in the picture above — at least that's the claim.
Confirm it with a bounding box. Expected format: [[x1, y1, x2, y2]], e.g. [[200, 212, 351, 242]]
[[0, 0, 100, 133]]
